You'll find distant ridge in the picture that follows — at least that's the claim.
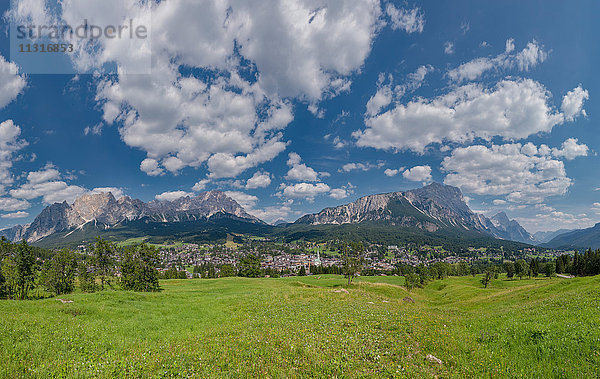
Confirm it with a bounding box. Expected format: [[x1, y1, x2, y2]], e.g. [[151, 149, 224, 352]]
[[533, 229, 574, 244], [543, 223, 600, 250]]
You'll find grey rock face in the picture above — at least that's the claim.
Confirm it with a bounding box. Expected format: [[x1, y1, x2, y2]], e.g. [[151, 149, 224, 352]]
[[25, 202, 72, 243], [0, 224, 28, 242], [296, 183, 490, 233], [490, 212, 536, 244], [146, 191, 257, 222], [295, 183, 535, 243], [0, 190, 261, 243]]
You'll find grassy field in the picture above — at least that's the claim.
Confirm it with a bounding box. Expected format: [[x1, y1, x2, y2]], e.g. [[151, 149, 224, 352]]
[[306, 243, 339, 256], [224, 234, 241, 249], [1, 274, 599, 378], [117, 237, 185, 249]]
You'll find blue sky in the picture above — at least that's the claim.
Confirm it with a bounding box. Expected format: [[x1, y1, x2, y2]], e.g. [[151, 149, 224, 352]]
[[0, 0, 597, 232]]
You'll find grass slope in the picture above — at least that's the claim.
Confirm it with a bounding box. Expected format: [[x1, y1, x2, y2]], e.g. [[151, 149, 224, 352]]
[[1, 275, 599, 377]]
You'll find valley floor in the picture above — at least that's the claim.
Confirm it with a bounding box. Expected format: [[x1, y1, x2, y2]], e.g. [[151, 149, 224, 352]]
[[1, 274, 599, 378]]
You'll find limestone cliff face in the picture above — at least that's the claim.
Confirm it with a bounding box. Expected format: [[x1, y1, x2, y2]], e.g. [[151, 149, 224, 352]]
[[146, 191, 257, 221], [296, 193, 398, 225], [0, 190, 261, 243], [0, 224, 29, 242], [67, 192, 121, 225], [490, 212, 536, 244], [25, 202, 72, 243], [295, 183, 526, 239]]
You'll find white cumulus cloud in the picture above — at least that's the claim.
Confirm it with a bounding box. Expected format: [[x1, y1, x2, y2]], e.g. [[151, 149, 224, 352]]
[[155, 191, 193, 202], [61, 0, 384, 180], [447, 39, 547, 83], [384, 167, 405, 177], [442, 143, 574, 204], [1, 211, 29, 219], [0, 120, 28, 192], [0, 197, 30, 212], [285, 153, 320, 182], [246, 171, 272, 189], [10, 165, 88, 204], [281, 182, 331, 201], [551, 138, 589, 160], [192, 179, 211, 192], [356, 79, 573, 153], [365, 66, 433, 117], [561, 85, 589, 121], [444, 42, 454, 55], [403, 166, 432, 183], [330, 188, 349, 200], [340, 162, 383, 173], [0, 56, 26, 109], [224, 191, 259, 210]]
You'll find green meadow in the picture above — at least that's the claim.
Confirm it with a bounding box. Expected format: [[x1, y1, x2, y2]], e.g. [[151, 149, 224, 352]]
[[1, 275, 599, 378], [117, 237, 186, 249]]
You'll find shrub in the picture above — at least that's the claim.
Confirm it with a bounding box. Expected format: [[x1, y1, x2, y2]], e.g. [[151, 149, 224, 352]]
[[405, 273, 421, 290]]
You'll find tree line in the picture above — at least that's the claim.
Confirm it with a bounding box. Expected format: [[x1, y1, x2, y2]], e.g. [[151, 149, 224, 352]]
[[555, 249, 600, 276], [0, 237, 160, 300]]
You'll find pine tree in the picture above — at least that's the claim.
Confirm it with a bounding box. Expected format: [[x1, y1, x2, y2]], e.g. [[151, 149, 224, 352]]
[[298, 266, 307, 276], [529, 259, 540, 278], [555, 257, 565, 274], [544, 262, 555, 278]]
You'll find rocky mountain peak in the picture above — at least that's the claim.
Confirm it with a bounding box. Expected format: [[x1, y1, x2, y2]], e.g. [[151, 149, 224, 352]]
[[293, 183, 537, 245], [412, 182, 462, 198], [71, 192, 119, 221], [408, 184, 467, 210], [491, 212, 510, 226], [488, 211, 535, 244], [25, 201, 72, 242]]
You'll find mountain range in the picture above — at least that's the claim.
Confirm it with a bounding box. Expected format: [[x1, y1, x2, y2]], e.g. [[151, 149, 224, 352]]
[[541, 224, 600, 250], [0, 183, 540, 248], [1, 191, 261, 244], [295, 183, 535, 244], [533, 229, 575, 244]]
